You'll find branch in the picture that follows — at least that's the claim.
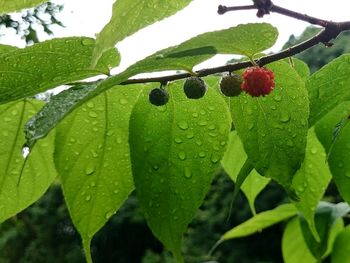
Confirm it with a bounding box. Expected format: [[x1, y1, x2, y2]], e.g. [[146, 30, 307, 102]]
[[120, 1, 350, 86]]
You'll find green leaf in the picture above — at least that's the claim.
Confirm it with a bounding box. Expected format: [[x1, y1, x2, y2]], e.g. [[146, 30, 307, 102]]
[[290, 57, 310, 82], [0, 0, 46, 14], [331, 226, 350, 263], [24, 81, 102, 148], [129, 82, 231, 261], [282, 217, 318, 263], [0, 99, 56, 223], [283, 216, 343, 263], [125, 23, 278, 75], [221, 131, 270, 214], [0, 44, 18, 54], [54, 86, 142, 261], [314, 102, 350, 204], [230, 61, 309, 197], [300, 202, 350, 259], [221, 203, 297, 241], [292, 129, 332, 241], [0, 37, 120, 105], [92, 0, 193, 65], [307, 54, 350, 127]]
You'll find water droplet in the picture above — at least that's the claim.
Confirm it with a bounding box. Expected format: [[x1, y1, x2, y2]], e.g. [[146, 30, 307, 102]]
[[119, 98, 128, 105], [310, 148, 317, 154], [280, 112, 291, 123], [248, 123, 254, 130], [192, 112, 199, 118], [87, 102, 94, 108], [85, 163, 95, 175], [113, 189, 119, 194], [196, 140, 202, 146], [198, 120, 207, 126], [82, 38, 94, 46], [85, 195, 91, 201], [174, 137, 183, 144], [210, 154, 220, 163], [105, 211, 114, 219], [200, 109, 206, 115], [338, 162, 344, 168], [199, 151, 206, 158], [209, 132, 218, 137], [178, 151, 186, 160], [116, 137, 122, 144], [91, 150, 98, 158], [270, 105, 277, 110], [297, 186, 305, 193], [91, 182, 96, 187], [11, 109, 18, 116], [186, 131, 194, 139], [177, 121, 189, 130], [208, 124, 216, 130], [153, 165, 159, 171], [22, 146, 30, 159], [274, 95, 282, 102], [184, 167, 192, 179], [89, 111, 98, 118]]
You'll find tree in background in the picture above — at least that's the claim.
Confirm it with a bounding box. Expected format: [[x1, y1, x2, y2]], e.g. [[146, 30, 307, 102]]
[[0, 1, 63, 44], [283, 26, 350, 72]]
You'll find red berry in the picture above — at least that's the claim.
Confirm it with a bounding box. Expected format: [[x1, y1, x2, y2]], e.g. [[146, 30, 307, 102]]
[[241, 66, 275, 97]]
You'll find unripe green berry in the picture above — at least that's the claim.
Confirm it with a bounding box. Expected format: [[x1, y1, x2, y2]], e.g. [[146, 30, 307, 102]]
[[183, 77, 207, 99], [149, 88, 169, 106], [220, 74, 243, 97]]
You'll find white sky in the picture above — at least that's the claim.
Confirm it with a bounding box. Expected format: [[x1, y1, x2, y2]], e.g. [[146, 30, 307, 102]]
[[1, 0, 349, 73]]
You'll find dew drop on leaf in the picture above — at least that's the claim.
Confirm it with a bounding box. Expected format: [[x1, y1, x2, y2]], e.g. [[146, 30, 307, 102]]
[[89, 111, 98, 118], [310, 148, 318, 154], [177, 121, 189, 130], [174, 137, 183, 144], [280, 112, 291, 123], [184, 167, 192, 179], [22, 145, 30, 159], [119, 98, 128, 105], [85, 163, 95, 175], [178, 151, 186, 161], [85, 195, 91, 201]]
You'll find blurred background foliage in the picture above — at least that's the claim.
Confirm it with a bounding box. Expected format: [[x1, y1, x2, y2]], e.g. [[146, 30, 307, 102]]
[[1, 2, 350, 262]]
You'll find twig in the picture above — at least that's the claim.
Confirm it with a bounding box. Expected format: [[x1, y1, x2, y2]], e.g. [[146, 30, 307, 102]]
[[119, 1, 350, 86]]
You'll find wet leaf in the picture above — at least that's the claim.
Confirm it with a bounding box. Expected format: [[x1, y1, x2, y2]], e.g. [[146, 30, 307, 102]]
[[300, 202, 349, 259], [0, 99, 56, 223], [0, 0, 46, 14], [307, 54, 350, 127], [220, 203, 297, 241], [125, 23, 278, 75], [314, 102, 350, 204], [230, 61, 309, 197], [221, 131, 270, 214], [292, 130, 332, 241], [331, 226, 350, 263], [54, 85, 143, 262], [92, 0, 193, 65], [0, 37, 120, 104], [129, 82, 231, 261]]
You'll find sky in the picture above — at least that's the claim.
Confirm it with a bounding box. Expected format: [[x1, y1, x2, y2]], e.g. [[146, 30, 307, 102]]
[[1, 0, 349, 74]]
